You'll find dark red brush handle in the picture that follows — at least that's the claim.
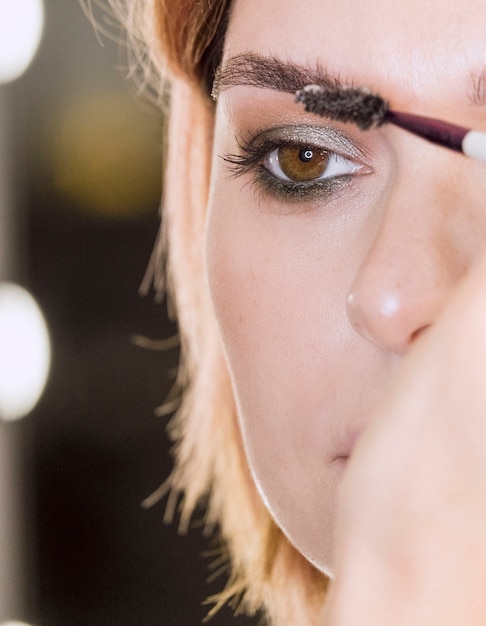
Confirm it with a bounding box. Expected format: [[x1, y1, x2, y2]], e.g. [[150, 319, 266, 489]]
[[385, 110, 468, 152]]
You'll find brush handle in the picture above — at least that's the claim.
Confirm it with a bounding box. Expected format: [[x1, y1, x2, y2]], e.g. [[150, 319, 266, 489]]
[[385, 111, 467, 152], [386, 111, 486, 163]]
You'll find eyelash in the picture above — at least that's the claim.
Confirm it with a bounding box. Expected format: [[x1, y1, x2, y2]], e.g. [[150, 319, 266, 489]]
[[222, 130, 363, 202]]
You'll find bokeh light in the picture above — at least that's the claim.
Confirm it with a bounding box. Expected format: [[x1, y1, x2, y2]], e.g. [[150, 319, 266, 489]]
[[0, 283, 50, 421], [0, 0, 44, 84], [48, 93, 162, 219]]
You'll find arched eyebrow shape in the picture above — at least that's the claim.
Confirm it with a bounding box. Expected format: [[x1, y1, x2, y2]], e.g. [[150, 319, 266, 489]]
[[212, 52, 486, 109], [211, 53, 339, 100]]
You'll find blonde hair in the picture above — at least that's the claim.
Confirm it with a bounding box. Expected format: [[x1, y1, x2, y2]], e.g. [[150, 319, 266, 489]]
[[99, 0, 329, 622]]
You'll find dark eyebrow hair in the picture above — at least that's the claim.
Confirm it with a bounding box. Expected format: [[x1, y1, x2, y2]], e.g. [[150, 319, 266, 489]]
[[213, 52, 486, 112], [211, 52, 342, 100]]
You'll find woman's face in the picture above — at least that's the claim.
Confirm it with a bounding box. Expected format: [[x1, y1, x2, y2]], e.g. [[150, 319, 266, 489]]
[[205, 0, 486, 574]]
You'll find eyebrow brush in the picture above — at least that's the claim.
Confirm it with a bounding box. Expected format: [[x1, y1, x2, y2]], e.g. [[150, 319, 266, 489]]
[[295, 84, 486, 162]]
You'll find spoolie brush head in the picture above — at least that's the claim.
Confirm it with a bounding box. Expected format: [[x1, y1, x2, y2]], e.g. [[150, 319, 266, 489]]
[[295, 84, 389, 131]]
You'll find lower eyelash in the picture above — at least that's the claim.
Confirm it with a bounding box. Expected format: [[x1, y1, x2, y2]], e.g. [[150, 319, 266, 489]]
[[254, 164, 352, 202]]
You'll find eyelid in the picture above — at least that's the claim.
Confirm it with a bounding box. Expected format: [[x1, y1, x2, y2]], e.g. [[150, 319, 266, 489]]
[[222, 123, 371, 179], [221, 123, 373, 205], [249, 124, 370, 161]]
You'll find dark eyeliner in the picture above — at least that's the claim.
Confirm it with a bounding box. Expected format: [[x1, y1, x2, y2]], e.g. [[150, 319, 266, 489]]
[[252, 163, 351, 201]]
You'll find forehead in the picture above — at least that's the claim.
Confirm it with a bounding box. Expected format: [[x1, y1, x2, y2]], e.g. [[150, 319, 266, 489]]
[[225, 0, 486, 111]]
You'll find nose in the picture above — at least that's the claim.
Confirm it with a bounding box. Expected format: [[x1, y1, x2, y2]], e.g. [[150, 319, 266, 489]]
[[347, 267, 440, 355], [346, 159, 473, 356]]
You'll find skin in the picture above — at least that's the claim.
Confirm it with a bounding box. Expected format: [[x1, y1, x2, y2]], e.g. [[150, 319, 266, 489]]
[[321, 252, 486, 624], [205, 0, 486, 588]]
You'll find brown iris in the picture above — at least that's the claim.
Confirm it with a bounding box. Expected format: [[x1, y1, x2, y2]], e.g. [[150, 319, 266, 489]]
[[278, 146, 330, 182]]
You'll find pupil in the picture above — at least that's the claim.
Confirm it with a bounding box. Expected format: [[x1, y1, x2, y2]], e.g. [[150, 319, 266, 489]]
[[299, 149, 314, 162]]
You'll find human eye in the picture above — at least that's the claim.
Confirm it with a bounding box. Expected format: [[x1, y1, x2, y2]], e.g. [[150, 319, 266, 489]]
[[223, 125, 370, 202], [265, 145, 361, 182]]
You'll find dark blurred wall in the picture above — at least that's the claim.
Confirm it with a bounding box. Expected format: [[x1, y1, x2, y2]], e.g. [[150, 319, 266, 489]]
[[5, 0, 261, 624]]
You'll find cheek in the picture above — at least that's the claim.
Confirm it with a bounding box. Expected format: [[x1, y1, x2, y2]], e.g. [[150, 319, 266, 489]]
[[205, 178, 350, 423], [205, 169, 369, 570]]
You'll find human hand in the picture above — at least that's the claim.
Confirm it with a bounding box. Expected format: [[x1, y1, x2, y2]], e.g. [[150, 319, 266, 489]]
[[320, 250, 486, 626]]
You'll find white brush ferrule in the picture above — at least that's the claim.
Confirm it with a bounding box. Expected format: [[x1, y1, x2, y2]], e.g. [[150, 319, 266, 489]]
[[462, 130, 486, 162]]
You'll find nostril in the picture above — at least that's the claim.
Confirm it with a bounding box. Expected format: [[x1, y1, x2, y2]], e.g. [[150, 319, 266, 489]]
[[410, 324, 431, 343]]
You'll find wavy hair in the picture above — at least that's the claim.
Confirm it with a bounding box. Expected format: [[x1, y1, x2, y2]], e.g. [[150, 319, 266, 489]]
[[90, 0, 329, 622]]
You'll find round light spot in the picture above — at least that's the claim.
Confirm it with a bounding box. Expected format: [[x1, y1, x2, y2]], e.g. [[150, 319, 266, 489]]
[[0, 283, 51, 421], [0, 0, 45, 84]]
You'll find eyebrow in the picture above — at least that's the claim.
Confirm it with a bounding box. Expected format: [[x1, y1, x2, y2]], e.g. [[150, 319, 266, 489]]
[[213, 52, 486, 108], [212, 53, 341, 100]]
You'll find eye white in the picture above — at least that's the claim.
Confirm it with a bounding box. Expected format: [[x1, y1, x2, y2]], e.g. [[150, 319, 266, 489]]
[[264, 147, 362, 182]]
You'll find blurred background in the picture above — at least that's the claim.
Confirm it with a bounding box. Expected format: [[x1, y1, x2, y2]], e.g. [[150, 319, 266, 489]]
[[0, 1, 259, 624]]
